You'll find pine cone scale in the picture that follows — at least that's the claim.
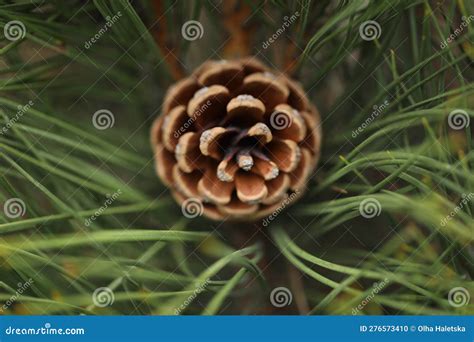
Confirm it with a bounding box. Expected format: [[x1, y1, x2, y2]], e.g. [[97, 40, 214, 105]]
[[235, 171, 268, 203], [262, 173, 291, 205], [226, 95, 265, 126], [198, 165, 234, 205]]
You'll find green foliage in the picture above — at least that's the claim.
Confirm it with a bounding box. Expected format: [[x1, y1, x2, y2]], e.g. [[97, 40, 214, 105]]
[[0, 0, 472, 315]]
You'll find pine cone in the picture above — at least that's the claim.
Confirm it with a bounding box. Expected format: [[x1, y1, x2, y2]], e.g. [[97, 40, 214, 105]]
[[151, 57, 321, 221]]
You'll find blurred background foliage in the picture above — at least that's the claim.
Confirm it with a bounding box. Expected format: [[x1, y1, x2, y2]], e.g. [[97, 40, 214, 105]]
[[0, 0, 472, 315]]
